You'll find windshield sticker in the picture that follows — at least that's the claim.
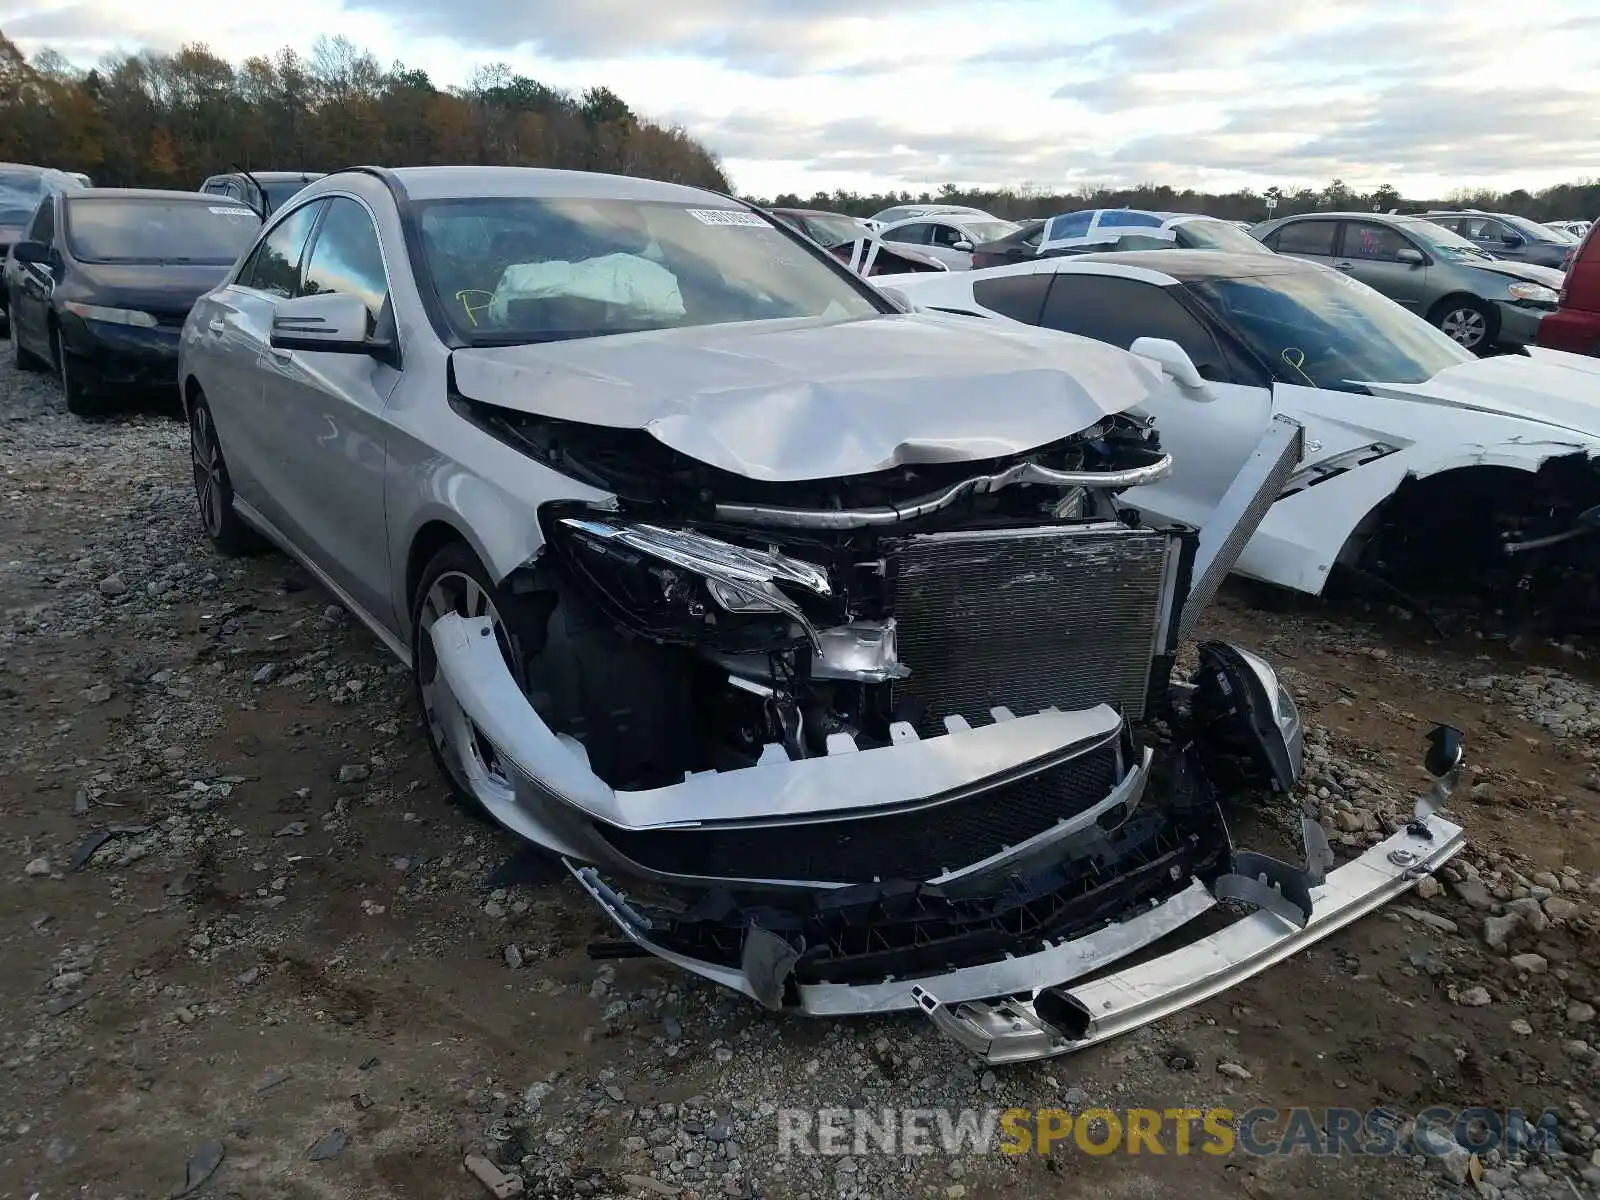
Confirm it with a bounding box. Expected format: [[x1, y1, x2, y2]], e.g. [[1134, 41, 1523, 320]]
[[687, 209, 771, 228], [209, 206, 256, 217]]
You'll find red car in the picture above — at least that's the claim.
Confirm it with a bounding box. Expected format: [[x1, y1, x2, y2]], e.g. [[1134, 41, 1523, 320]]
[[1537, 223, 1600, 356]]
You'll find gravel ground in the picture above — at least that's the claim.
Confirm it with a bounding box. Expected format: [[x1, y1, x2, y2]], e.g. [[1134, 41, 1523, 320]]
[[5, 348, 1600, 1200]]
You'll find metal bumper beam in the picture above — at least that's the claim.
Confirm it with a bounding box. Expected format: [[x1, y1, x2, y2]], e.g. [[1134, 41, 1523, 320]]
[[913, 812, 1464, 1064]]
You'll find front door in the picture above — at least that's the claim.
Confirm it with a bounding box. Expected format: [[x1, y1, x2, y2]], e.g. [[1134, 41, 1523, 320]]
[[1333, 220, 1432, 311], [252, 195, 401, 626]]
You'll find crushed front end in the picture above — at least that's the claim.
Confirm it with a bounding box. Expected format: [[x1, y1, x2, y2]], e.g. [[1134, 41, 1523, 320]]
[[427, 402, 1463, 1061]]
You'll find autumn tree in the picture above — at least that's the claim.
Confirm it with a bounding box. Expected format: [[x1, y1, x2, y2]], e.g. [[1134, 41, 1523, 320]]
[[0, 31, 730, 193]]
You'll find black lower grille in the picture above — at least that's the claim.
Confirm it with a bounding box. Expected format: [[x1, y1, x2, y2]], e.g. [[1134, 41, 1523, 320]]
[[600, 739, 1121, 884], [891, 524, 1174, 731]]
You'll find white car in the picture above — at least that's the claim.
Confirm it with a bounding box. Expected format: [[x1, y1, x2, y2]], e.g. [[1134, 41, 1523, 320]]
[[1547, 220, 1592, 240], [861, 204, 997, 234], [875, 213, 1022, 269], [875, 249, 1600, 613], [1035, 209, 1272, 255]]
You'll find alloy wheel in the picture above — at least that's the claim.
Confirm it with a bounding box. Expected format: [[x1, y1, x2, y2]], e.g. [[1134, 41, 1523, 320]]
[[416, 570, 519, 809], [190, 406, 227, 538], [1439, 307, 1487, 349]]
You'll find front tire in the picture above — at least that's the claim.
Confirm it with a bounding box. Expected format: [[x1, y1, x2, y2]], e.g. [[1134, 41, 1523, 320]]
[[1428, 296, 1497, 354], [55, 329, 111, 416], [411, 543, 547, 819], [189, 395, 265, 556], [12, 323, 46, 371]]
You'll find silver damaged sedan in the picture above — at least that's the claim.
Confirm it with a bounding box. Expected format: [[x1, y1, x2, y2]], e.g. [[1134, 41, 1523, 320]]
[[178, 166, 1464, 1063]]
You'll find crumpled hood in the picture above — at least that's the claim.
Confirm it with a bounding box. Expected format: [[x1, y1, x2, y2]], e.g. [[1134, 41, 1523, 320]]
[[1359, 347, 1600, 441], [450, 313, 1171, 481], [1468, 258, 1565, 288]]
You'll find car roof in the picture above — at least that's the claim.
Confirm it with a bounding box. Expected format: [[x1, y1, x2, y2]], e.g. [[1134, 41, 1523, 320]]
[[771, 207, 855, 219], [1069, 248, 1315, 281], [68, 187, 242, 203], [208, 170, 324, 181], [371, 165, 737, 206]]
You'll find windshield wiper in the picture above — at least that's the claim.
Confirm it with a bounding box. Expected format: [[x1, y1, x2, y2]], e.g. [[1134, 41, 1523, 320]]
[[465, 329, 620, 347]]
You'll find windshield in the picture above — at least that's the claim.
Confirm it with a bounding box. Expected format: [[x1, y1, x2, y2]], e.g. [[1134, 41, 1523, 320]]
[[0, 169, 48, 226], [1188, 269, 1473, 391], [416, 196, 882, 345], [1176, 219, 1271, 253], [798, 214, 867, 248], [962, 219, 1020, 243], [262, 179, 316, 211], [1404, 219, 1495, 261], [1497, 213, 1566, 243], [65, 198, 262, 264]]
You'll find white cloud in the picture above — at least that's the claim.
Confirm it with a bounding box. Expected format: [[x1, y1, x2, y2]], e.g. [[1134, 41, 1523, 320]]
[[6, 0, 1599, 197]]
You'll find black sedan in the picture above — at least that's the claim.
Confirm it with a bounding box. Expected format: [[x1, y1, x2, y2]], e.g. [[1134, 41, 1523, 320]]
[[7, 188, 261, 415], [970, 219, 1044, 268]]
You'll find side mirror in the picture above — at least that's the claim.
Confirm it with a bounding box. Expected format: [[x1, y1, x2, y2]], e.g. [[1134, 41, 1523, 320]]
[[1130, 336, 1214, 400], [11, 240, 49, 265], [1395, 247, 1425, 266], [270, 292, 385, 358], [1501, 233, 1525, 247], [952, 239, 974, 252]]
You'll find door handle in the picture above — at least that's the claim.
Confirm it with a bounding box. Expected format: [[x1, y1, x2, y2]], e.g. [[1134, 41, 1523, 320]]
[[1334, 262, 1354, 271], [207, 319, 225, 334]]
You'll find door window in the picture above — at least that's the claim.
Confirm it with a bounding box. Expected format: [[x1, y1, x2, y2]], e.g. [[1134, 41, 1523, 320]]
[[1044, 212, 1093, 242], [237, 201, 324, 297], [1101, 210, 1164, 228], [972, 273, 1052, 324], [884, 222, 932, 245], [1340, 222, 1415, 262], [1269, 220, 1338, 256], [930, 223, 967, 248], [301, 197, 390, 324], [1040, 274, 1226, 379], [26, 197, 54, 243]]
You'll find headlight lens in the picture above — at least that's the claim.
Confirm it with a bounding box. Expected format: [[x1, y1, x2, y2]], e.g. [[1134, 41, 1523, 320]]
[[1507, 281, 1558, 305], [551, 517, 832, 650], [63, 302, 157, 327]]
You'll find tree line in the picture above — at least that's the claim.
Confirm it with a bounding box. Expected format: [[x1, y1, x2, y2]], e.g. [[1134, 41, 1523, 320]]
[[758, 178, 1600, 225], [0, 32, 730, 192]]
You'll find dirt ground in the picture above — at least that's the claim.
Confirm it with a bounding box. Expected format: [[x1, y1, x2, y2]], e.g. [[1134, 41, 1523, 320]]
[[3, 352, 1600, 1200]]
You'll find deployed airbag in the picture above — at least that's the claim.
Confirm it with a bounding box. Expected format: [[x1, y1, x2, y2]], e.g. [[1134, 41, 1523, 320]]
[[489, 253, 686, 324]]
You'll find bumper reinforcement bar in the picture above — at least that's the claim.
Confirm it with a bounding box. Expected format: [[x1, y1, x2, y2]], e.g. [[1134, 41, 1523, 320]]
[[911, 811, 1463, 1064]]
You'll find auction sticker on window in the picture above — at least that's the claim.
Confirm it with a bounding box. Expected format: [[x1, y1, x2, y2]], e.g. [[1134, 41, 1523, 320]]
[[687, 209, 771, 228]]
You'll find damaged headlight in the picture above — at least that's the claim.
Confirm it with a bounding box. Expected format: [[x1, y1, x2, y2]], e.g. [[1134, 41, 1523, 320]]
[[552, 517, 833, 649], [1195, 641, 1305, 793]]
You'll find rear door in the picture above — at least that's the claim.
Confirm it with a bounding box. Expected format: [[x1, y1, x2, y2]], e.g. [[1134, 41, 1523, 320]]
[[1332, 220, 1432, 311], [255, 195, 402, 625], [1262, 218, 1340, 268]]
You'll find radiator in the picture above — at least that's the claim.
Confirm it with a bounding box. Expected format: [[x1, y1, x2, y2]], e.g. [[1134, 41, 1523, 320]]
[[890, 523, 1177, 731]]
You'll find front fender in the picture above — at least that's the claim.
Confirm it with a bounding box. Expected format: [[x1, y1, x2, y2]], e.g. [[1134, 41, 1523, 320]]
[[1238, 440, 1600, 595]]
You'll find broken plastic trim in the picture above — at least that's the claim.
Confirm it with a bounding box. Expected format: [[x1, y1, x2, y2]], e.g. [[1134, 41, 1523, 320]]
[[712, 455, 1174, 531], [913, 812, 1465, 1065]]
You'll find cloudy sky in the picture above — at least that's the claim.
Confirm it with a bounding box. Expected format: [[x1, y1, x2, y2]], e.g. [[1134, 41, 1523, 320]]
[[5, 0, 1599, 198]]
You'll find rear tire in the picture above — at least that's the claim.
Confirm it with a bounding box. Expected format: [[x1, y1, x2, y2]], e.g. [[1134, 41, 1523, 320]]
[[1428, 296, 1497, 354], [189, 394, 265, 556]]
